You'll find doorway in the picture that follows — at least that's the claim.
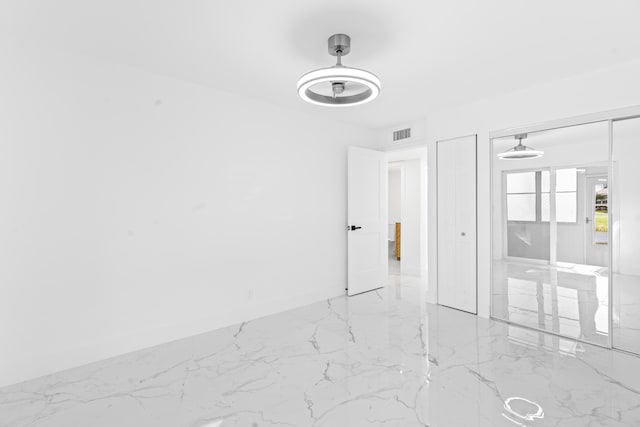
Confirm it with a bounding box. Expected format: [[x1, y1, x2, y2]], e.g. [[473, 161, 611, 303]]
[[346, 145, 427, 297], [388, 164, 402, 275], [386, 148, 428, 280], [585, 175, 608, 266]]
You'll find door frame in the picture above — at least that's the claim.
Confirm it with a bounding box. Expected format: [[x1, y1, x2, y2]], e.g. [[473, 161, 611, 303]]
[[584, 174, 608, 266], [383, 144, 429, 281], [435, 134, 478, 314]]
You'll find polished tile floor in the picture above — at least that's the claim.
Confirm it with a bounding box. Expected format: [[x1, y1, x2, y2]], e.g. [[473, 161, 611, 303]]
[[612, 272, 640, 355], [2, 275, 640, 426], [389, 257, 401, 275], [492, 260, 610, 346], [492, 259, 640, 354]]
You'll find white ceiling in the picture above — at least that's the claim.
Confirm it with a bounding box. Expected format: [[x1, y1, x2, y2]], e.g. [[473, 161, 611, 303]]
[[4, 0, 640, 129]]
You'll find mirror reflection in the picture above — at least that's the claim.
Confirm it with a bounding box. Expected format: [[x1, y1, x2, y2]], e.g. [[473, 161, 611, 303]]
[[491, 122, 610, 346], [612, 117, 640, 354]]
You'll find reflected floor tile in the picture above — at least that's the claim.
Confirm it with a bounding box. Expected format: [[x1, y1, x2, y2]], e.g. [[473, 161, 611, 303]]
[[492, 260, 610, 347], [613, 273, 640, 355], [1, 275, 640, 426]]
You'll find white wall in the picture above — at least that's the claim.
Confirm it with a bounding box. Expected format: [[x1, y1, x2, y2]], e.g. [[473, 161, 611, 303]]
[[388, 168, 402, 225], [0, 49, 378, 387], [401, 160, 422, 276], [379, 59, 640, 318]]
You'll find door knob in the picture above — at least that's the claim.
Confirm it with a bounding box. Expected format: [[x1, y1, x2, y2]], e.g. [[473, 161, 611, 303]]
[[461, 232, 466, 236], [348, 225, 362, 231]]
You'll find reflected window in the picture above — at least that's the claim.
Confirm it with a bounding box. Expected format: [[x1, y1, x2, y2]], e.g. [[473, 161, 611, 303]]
[[592, 181, 608, 244], [555, 168, 577, 223], [541, 171, 550, 222], [506, 172, 536, 221], [507, 168, 577, 223], [541, 168, 578, 223]]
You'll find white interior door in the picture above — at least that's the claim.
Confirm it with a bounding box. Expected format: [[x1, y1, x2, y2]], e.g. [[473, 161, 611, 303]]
[[348, 146, 388, 296], [437, 135, 477, 313]]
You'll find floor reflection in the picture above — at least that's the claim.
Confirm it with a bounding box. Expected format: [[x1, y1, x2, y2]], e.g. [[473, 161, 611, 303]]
[[503, 396, 544, 425], [492, 260, 609, 346], [613, 272, 640, 354]]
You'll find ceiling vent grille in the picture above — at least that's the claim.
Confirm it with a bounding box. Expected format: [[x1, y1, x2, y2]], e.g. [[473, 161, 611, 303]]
[[393, 128, 411, 141]]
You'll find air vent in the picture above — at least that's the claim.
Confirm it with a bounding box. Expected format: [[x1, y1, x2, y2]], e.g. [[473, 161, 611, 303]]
[[393, 128, 411, 141]]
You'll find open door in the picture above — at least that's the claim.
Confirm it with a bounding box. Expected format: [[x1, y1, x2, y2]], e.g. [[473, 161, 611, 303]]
[[347, 146, 388, 296]]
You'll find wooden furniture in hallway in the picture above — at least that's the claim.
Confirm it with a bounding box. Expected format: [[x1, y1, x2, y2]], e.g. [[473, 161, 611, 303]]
[[395, 222, 401, 260]]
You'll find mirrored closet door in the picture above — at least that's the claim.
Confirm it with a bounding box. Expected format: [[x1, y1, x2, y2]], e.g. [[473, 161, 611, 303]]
[[491, 122, 611, 347], [612, 117, 640, 354]]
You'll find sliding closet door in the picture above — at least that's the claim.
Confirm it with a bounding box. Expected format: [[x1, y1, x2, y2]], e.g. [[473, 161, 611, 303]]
[[612, 117, 640, 355], [437, 135, 477, 314]]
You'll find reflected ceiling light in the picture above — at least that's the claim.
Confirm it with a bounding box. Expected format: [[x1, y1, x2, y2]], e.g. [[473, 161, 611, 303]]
[[497, 134, 544, 160], [503, 396, 544, 422], [297, 34, 381, 107]]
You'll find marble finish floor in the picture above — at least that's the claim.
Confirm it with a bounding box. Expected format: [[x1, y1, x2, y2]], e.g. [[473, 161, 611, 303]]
[[612, 273, 640, 355], [493, 259, 640, 354], [389, 257, 401, 275], [492, 260, 610, 347], [2, 275, 640, 426]]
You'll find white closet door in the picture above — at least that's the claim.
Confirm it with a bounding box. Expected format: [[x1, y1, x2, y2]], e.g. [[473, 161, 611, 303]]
[[437, 135, 477, 314]]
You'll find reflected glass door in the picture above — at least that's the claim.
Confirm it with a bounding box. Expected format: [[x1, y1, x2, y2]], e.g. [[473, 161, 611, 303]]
[[586, 176, 608, 266]]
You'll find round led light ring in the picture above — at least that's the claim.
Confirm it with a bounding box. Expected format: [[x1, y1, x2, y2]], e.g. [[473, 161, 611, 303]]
[[297, 66, 382, 88], [297, 67, 381, 107], [503, 397, 544, 421], [497, 149, 544, 159]]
